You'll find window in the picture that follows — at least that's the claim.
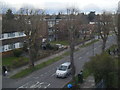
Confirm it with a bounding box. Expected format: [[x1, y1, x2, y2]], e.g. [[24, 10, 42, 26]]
[[2, 46, 4, 52], [68, 65, 71, 69], [2, 34, 4, 38], [8, 44, 15, 50], [19, 43, 23, 48], [0, 34, 5, 39], [8, 32, 15, 37], [58, 65, 67, 71], [19, 32, 24, 36]]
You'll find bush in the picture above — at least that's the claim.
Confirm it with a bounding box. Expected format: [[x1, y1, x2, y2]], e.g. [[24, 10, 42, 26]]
[[52, 45, 59, 51], [84, 52, 117, 88], [45, 43, 50, 49], [46, 43, 58, 50], [13, 49, 23, 57], [22, 43, 28, 52]]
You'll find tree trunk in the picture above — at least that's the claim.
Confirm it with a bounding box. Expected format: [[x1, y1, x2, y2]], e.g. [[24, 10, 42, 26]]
[[102, 39, 106, 52], [28, 48, 34, 68], [69, 29, 76, 87], [28, 38, 34, 68], [70, 42, 75, 77]]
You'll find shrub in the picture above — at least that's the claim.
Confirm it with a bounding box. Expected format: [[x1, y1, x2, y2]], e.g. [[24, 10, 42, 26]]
[[52, 45, 59, 51], [46, 43, 58, 50], [22, 43, 28, 52], [46, 43, 53, 50], [13, 49, 23, 57], [84, 52, 117, 88]]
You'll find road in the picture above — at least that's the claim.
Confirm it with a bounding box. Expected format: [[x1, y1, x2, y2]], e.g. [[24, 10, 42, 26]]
[[2, 35, 116, 89]]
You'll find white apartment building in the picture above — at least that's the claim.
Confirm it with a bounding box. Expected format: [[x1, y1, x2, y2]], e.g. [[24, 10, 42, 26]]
[[0, 32, 26, 52]]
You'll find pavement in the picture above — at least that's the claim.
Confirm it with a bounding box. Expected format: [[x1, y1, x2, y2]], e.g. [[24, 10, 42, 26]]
[[80, 75, 95, 88], [2, 35, 117, 89]]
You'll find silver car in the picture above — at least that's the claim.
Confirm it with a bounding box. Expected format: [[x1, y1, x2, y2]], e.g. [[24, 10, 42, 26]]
[[56, 62, 71, 78]]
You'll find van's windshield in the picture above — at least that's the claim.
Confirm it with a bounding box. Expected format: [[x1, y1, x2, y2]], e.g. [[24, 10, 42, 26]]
[[58, 65, 67, 71]]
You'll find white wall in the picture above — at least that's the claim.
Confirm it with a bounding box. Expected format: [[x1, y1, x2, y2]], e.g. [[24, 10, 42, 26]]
[[0, 32, 26, 40], [0, 42, 23, 53]]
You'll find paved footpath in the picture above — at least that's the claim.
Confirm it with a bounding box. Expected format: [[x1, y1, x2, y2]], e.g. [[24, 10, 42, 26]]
[[80, 75, 95, 88]]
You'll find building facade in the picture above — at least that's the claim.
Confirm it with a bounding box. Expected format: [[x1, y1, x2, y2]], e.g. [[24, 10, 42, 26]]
[[0, 32, 26, 52]]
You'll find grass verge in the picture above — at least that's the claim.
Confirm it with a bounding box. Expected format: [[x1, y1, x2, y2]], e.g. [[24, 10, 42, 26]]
[[50, 40, 69, 45], [3, 57, 29, 69], [80, 39, 99, 48], [11, 56, 63, 79]]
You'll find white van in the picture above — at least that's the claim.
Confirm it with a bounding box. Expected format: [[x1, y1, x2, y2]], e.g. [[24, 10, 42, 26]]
[[56, 62, 71, 78]]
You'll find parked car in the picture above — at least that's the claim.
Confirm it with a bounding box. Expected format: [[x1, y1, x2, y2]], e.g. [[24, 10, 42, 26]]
[[55, 44, 63, 49], [55, 44, 68, 49], [56, 62, 71, 78]]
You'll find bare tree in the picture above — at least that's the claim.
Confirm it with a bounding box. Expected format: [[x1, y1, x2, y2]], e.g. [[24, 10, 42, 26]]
[[56, 8, 84, 86], [18, 8, 46, 68], [66, 8, 80, 86], [113, 13, 118, 36], [97, 12, 113, 52]]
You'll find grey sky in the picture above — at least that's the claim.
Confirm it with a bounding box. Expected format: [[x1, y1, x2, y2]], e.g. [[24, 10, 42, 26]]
[[0, 0, 119, 13]]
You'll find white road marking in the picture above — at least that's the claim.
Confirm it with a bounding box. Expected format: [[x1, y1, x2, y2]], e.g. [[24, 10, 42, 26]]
[[17, 81, 50, 89], [35, 82, 45, 88], [44, 83, 50, 88], [30, 81, 40, 88], [18, 81, 33, 88]]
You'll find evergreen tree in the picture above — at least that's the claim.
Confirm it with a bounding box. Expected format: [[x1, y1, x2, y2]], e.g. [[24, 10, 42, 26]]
[[6, 9, 14, 19]]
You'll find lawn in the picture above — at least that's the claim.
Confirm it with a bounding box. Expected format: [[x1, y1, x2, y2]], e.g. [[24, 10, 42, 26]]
[[2, 56, 29, 69], [50, 40, 69, 45], [80, 39, 99, 48], [2, 57, 18, 66]]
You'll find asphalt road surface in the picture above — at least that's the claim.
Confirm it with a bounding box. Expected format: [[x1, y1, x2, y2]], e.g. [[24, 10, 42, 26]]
[[2, 35, 117, 89]]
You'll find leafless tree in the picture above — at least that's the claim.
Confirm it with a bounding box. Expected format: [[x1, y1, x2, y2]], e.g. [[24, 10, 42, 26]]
[[97, 12, 113, 52], [66, 7, 80, 86], [18, 8, 46, 68], [113, 13, 118, 36]]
